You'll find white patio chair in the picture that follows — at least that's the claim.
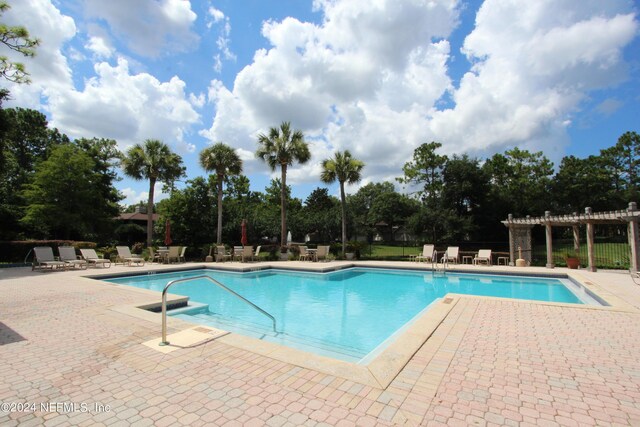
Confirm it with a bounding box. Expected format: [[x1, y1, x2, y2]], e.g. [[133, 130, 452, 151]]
[[473, 249, 492, 266], [442, 247, 459, 264], [415, 244, 435, 263]]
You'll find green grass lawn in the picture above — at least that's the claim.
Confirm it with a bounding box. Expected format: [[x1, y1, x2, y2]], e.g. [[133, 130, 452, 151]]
[[366, 242, 630, 269], [362, 245, 423, 259], [534, 242, 630, 269]]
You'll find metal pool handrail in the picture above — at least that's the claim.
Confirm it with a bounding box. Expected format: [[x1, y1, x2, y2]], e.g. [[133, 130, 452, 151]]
[[160, 275, 277, 345], [432, 250, 448, 273]]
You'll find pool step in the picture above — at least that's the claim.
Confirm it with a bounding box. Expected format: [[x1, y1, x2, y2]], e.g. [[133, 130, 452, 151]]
[[173, 311, 365, 362]]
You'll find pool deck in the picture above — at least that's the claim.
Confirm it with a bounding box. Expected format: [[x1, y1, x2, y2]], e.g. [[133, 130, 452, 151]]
[[2, 260, 640, 426]]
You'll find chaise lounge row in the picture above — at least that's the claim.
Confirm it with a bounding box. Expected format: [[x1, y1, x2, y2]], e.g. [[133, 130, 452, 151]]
[[413, 245, 494, 265], [32, 246, 112, 271]]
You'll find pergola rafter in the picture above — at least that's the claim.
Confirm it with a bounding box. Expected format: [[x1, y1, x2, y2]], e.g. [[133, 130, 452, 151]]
[[502, 202, 640, 272]]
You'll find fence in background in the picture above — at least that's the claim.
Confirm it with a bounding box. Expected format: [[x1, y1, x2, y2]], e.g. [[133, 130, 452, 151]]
[[357, 241, 510, 263], [530, 223, 630, 270]]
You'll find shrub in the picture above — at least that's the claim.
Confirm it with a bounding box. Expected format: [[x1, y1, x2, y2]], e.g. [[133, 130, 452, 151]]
[[288, 245, 300, 256], [347, 241, 366, 259], [131, 242, 145, 254], [266, 245, 280, 261], [98, 246, 118, 261]]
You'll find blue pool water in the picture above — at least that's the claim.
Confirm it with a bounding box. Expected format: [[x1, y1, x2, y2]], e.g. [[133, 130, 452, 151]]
[[104, 268, 596, 362]]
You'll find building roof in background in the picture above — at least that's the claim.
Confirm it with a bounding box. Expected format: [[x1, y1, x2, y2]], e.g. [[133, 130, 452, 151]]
[[118, 212, 159, 221]]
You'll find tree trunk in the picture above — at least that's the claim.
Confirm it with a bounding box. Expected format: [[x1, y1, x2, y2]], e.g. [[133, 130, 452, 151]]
[[281, 164, 287, 247], [217, 174, 223, 244], [340, 180, 346, 255], [147, 177, 156, 248]]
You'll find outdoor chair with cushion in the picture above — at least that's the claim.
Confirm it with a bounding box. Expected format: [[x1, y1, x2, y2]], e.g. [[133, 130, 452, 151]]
[[32, 246, 67, 271], [148, 247, 162, 263], [474, 249, 492, 266], [80, 248, 111, 268], [179, 246, 187, 263], [299, 246, 311, 261], [442, 246, 459, 264], [315, 245, 330, 262], [241, 246, 254, 262], [166, 246, 181, 264], [216, 246, 231, 262], [116, 246, 145, 266], [415, 244, 435, 263], [58, 246, 87, 270], [233, 246, 244, 262]]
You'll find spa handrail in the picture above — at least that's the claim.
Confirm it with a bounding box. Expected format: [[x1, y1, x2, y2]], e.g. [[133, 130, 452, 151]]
[[160, 275, 277, 345]]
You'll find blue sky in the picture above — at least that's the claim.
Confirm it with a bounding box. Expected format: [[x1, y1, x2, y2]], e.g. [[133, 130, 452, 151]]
[[3, 0, 639, 204]]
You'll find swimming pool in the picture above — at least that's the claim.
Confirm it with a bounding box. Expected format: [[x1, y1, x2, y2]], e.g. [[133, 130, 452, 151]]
[[104, 267, 601, 362]]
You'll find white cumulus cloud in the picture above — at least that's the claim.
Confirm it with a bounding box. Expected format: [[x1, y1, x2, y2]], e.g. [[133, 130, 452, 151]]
[[208, 6, 225, 26], [202, 0, 638, 187], [47, 58, 200, 154], [1, 0, 76, 110], [430, 0, 638, 160], [84, 0, 198, 57], [203, 0, 459, 185]]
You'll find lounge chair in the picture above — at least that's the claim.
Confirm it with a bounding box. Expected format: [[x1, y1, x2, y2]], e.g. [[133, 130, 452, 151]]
[[178, 246, 187, 263], [241, 246, 254, 262], [216, 246, 231, 262], [166, 246, 181, 264], [116, 246, 145, 266], [415, 244, 435, 263], [32, 246, 67, 271], [254, 246, 262, 261], [442, 247, 459, 264], [474, 249, 492, 266], [315, 245, 330, 262], [80, 248, 111, 268], [58, 247, 87, 270]]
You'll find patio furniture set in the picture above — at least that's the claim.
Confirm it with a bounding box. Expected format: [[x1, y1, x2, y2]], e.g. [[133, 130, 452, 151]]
[[214, 245, 262, 263], [298, 245, 330, 262], [149, 246, 187, 264], [412, 245, 503, 266]]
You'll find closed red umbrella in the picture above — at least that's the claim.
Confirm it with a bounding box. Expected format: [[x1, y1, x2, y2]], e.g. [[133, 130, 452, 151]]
[[164, 219, 172, 246], [241, 219, 248, 246]]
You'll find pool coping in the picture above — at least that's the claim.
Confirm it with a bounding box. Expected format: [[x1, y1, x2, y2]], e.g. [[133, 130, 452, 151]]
[[96, 262, 636, 390]]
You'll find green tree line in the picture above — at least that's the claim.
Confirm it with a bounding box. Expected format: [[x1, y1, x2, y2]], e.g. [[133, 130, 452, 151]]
[[0, 103, 637, 248]]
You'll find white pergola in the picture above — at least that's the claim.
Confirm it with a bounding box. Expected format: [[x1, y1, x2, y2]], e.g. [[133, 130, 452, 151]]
[[502, 202, 640, 272]]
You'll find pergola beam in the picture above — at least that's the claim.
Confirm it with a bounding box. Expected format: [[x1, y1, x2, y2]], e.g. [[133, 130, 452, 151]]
[[503, 202, 639, 271]]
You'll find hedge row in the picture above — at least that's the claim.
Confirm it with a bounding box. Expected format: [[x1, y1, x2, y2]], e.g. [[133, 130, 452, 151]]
[[0, 240, 97, 263]]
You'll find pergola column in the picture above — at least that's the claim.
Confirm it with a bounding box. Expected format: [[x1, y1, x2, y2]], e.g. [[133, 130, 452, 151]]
[[585, 207, 596, 272], [503, 219, 533, 266], [545, 211, 554, 269], [572, 224, 580, 255], [508, 214, 515, 266], [628, 202, 640, 273]]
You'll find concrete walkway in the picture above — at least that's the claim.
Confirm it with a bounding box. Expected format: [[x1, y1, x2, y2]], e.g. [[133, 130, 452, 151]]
[[1, 261, 639, 426]]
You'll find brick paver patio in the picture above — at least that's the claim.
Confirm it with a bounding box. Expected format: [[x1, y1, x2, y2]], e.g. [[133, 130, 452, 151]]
[[1, 262, 640, 426]]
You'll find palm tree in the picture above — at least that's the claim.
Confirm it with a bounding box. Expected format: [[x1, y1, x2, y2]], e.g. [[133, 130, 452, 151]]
[[199, 143, 243, 244], [256, 121, 310, 246], [320, 150, 365, 255], [121, 139, 185, 247]]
